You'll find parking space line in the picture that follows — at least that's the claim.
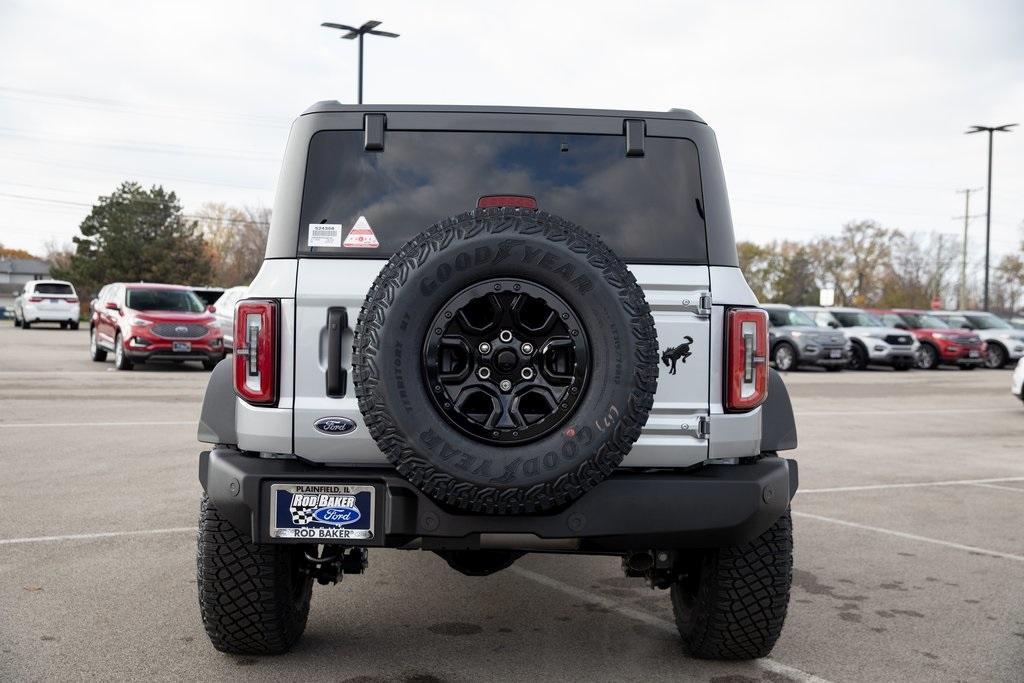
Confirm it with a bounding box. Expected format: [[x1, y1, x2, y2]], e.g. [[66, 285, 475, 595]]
[[511, 565, 833, 683], [969, 482, 1024, 493], [795, 408, 1019, 417], [0, 420, 194, 429], [792, 512, 1024, 562], [0, 527, 193, 545], [800, 476, 1024, 494]]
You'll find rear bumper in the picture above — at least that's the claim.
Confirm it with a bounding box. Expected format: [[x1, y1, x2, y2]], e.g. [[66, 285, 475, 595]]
[[22, 305, 77, 322], [199, 447, 798, 552]]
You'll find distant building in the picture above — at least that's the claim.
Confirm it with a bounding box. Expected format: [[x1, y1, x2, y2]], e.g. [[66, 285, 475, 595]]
[[0, 258, 52, 313]]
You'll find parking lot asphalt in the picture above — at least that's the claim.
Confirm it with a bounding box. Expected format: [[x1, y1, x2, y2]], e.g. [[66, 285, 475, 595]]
[[1, 322, 1022, 682]]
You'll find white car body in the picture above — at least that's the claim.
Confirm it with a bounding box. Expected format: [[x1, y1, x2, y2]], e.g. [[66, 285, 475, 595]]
[[13, 280, 80, 328], [798, 306, 918, 368], [1012, 357, 1024, 402], [210, 286, 248, 349]]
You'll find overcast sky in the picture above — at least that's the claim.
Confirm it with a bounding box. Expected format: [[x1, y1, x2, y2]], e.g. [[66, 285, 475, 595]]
[[1, 0, 1021, 262]]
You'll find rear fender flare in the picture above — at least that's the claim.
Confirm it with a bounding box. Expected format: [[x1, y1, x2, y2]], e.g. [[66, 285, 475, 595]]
[[198, 359, 237, 445], [761, 369, 797, 451]]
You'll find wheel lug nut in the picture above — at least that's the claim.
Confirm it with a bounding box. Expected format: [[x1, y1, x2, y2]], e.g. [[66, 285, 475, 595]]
[[520, 343, 534, 355], [499, 379, 512, 392], [521, 367, 534, 380], [477, 367, 491, 380], [478, 342, 491, 354], [499, 329, 513, 343]]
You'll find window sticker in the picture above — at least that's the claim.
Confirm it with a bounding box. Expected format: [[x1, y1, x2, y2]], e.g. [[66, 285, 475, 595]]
[[343, 216, 380, 249], [308, 223, 342, 248]]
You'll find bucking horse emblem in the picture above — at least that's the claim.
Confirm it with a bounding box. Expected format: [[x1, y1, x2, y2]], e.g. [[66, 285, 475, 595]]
[[661, 336, 694, 375]]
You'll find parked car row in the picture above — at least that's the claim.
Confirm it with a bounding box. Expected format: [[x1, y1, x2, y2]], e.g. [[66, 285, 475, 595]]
[[88, 282, 229, 371], [764, 304, 1024, 372]]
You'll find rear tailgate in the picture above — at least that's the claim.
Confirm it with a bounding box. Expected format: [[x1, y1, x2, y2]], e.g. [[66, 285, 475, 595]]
[[292, 259, 710, 467]]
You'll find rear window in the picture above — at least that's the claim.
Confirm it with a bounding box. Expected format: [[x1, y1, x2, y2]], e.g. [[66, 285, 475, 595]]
[[833, 311, 883, 327], [34, 283, 74, 295], [298, 130, 707, 263], [767, 308, 815, 327], [127, 288, 205, 313]]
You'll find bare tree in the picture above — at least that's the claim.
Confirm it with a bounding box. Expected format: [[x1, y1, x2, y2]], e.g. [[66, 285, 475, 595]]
[[196, 203, 270, 286]]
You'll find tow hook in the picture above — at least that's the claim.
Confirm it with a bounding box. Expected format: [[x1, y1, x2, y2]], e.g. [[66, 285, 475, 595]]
[[302, 547, 368, 585], [622, 550, 684, 589]]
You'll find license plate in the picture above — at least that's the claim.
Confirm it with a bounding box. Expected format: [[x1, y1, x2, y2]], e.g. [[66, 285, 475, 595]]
[[172, 341, 191, 352], [829, 349, 843, 358], [269, 483, 376, 540], [969, 350, 979, 358]]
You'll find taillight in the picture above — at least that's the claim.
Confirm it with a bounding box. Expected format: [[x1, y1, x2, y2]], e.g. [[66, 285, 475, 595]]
[[234, 299, 278, 405], [725, 308, 769, 412], [28, 296, 43, 303], [65, 297, 78, 304]]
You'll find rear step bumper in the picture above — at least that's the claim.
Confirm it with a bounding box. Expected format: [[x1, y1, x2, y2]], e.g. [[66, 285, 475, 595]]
[[199, 447, 797, 552]]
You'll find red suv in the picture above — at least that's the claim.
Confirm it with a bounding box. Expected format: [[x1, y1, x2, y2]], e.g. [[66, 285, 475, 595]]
[[869, 308, 985, 370], [89, 283, 225, 371]]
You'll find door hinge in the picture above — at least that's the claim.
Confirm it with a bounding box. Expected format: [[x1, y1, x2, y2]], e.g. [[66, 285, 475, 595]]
[[681, 291, 712, 317], [680, 415, 710, 440]]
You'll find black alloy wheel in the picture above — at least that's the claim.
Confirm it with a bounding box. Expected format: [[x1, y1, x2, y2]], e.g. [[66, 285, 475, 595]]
[[423, 278, 589, 446]]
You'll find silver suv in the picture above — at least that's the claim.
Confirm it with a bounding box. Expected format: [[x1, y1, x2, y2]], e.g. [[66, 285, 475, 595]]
[[195, 103, 799, 661], [799, 306, 917, 370], [763, 303, 847, 371]]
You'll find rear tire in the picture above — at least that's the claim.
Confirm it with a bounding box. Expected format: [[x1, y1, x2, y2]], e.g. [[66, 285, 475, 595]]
[[70, 321, 80, 330], [671, 510, 793, 660], [13, 315, 21, 328], [90, 328, 108, 362], [197, 496, 312, 655], [114, 333, 133, 370], [22, 320, 31, 330]]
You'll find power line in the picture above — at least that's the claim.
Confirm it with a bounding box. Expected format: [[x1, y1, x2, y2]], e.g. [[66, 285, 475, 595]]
[[0, 192, 269, 225]]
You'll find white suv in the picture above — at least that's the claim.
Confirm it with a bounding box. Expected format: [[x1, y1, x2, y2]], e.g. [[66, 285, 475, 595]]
[[13, 280, 80, 330]]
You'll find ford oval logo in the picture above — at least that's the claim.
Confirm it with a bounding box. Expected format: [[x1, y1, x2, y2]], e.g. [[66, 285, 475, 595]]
[[175, 325, 188, 333], [312, 506, 361, 526], [314, 416, 357, 435]]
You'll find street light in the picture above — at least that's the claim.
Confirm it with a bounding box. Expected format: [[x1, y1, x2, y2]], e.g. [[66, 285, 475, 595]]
[[965, 123, 1017, 311], [321, 20, 399, 105]]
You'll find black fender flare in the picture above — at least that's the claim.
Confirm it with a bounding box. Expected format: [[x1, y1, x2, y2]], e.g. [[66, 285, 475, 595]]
[[197, 359, 237, 445], [762, 369, 797, 451]]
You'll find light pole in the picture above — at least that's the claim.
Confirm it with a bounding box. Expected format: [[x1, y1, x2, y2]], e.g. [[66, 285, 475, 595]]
[[321, 20, 400, 105], [965, 123, 1017, 311], [954, 187, 983, 309]]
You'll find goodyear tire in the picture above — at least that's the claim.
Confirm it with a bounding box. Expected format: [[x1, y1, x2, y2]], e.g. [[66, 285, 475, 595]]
[[197, 496, 312, 655], [353, 208, 658, 514]]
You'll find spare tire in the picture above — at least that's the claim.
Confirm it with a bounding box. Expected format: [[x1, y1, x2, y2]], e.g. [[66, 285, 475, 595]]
[[353, 207, 657, 514]]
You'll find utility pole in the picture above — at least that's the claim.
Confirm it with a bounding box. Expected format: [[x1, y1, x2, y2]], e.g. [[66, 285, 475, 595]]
[[321, 20, 400, 104], [965, 123, 1017, 310], [954, 188, 983, 309]]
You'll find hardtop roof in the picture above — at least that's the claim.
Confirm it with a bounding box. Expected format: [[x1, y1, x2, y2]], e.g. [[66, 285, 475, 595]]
[[300, 101, 706, 124]]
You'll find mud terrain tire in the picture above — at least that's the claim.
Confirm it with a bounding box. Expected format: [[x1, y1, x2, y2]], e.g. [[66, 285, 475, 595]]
[[353, 207, 658, 514], [196, 496, 312, 655]]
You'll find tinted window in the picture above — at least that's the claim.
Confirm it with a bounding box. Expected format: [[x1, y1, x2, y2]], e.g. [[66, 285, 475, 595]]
[[127, 288, 204, 313], [768, 308, 815, 327], [901, 312, 947, 328], [34, 283, 74, 295], [299, 130, 706, 263], [964, 313, 1011, 329], [832, 311, 883, 327]]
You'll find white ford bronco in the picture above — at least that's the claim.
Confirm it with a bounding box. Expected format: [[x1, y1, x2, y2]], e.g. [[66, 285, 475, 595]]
[[196, 103, 799, 660]]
